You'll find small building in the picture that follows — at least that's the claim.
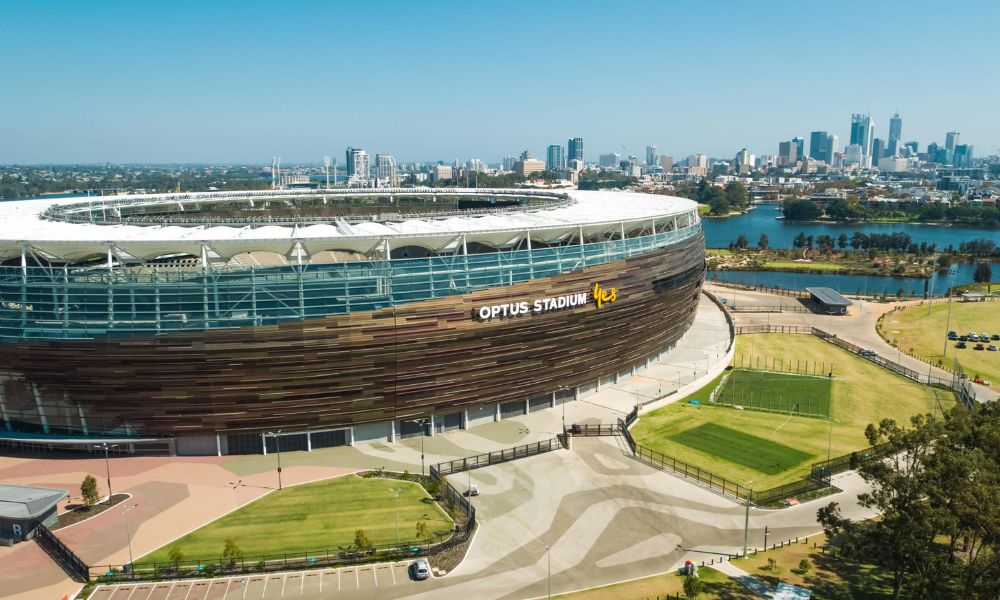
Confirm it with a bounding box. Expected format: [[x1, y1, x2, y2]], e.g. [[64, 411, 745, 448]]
[[960, 292, 986, 302], [806, 287, 853, 315], [0, 484, 68, 544]]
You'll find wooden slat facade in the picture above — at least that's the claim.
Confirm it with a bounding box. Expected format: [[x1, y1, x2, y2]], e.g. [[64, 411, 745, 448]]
[[0, 233, 705, 438]]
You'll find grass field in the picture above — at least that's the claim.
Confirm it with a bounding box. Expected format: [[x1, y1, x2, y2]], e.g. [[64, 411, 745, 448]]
[[140, 475, 453, 564], [764, 261, 846, 272], [670, 423, 813, 475], [716, 369, 833, 417], [632, 334, 953, 488], [881, 301, 1000, 385]]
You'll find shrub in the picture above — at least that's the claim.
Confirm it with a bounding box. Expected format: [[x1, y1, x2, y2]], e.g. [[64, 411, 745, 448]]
[[167, 547, 185, 570], [683, 574, 704, 599], [81, 474, 100, 508], [221, 539, 243, 568], [354, 528, 372, 551]]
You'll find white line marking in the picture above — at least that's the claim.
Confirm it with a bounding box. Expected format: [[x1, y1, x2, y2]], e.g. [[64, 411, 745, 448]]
[[223, 578, 232, 598], [168, 582, 177, 600], [355, 567, 359, 588], [242, 577, 250, 599], [338, 568, 341, 591], [281, 574, 287, 597], [182, 582, 194, 600], [262, 576, 268, 598], [372, 566, 378, 587], [319, 570, 323, 594], [391, 564, 396, 585], [300, 574, 304, 595], [125, 584, 138, 600]]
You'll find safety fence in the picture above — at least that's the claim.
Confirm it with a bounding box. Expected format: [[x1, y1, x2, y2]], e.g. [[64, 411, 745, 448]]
[[430, 438, 561, 477], [35, 523, 89, 583], [567, 424, 617, 436], [705, 280, 811, 299], [727, 304, 811, 314], [734, 324, 813, 335], [730, 354, 836, 377]]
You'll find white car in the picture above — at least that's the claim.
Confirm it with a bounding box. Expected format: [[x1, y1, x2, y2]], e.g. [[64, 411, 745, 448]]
[[411, 558, 431, 581]]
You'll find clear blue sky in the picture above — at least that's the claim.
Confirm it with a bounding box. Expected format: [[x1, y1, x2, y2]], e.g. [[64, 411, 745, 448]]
[[3, 0, 998, 164]]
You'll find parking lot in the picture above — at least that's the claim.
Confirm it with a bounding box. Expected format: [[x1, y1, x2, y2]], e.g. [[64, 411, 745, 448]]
[[87, 561, 427, 600]]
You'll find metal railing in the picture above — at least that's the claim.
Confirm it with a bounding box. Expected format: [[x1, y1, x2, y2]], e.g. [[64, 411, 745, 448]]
[[35, 523, 89, 582], [431, 438, 562, 477]]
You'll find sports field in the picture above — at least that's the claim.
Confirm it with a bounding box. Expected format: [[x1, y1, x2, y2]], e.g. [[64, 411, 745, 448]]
[[715, 369, 833, 417], [881, 301, 1000, 385], [632, 333, 954, 488], [140, 475, 453, 564]]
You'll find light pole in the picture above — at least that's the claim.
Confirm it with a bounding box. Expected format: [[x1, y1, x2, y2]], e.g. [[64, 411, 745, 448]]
[[942, 267, 956, 360], [408, 418, 429, 477], [557, 386, 569, 435], [266, 431, 283, 490], [742, 478, 755, 558], [827, 416, 834, 461], [544, 542, 552, 599], [94, 442, 118, 503], [123, 503, 138, 574], [389, 487, 402, 550]]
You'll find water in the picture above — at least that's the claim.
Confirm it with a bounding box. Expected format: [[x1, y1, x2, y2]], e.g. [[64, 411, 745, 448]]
[[701, 204, 999, 249], [708, 260, 999, 296]]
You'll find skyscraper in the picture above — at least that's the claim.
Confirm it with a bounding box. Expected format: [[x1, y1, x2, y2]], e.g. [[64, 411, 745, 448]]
[[945, 131, 960, 164], [546, 144, 565, 171], [825, 134, 839, 164], [849, 114, 875, 166], [777, 141, 798, 166], [953, 144, 973, 167], [567, 138, 583, 163], [792, 137, 805, 163], [346, 147, 370, 185], [888, 113, 902, 156], [374, 154, 398, 187], [809, 131, 828, 161], [645, 145, 658, 166], [872, 138, 886, 163], [599, 153, 620, 168]]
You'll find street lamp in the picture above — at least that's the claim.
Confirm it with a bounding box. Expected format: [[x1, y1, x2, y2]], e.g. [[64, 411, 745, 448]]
[[123, 503, 138, 574], [543, 542, 552, 599], [389, 487, 402, 550], [94, 442, 118, 504], [742, 478, 755, 558], [408, 418, 429, 477], [557, 386, 570, 436], [265, 431, 283, 490]]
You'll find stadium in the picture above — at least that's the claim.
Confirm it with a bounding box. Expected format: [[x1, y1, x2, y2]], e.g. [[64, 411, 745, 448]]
[[0, 188, 705, 455]]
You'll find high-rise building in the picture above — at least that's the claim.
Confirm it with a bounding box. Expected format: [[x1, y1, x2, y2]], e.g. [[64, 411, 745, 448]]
[[845, 144, 864, 166], [374, 154, 399, 187], [777, 140, 799, 166], [904, 141, 919, 156], [346, 147, 370, 186], [825, 134, 839, 164], [888, 113, 902, 156], [849, 114, 875, 166], [546, 144, 566, 171], [658, 155, 674, 172], [515, 156, 545, 177], [599, 153, 620, 168], [792, 137, 805, 163], [431, 164, 453, 182], [809, 131, 828, 161], [686, 154, 707, 176], [468, 158, 487, 173], [872, 138, 887, 163], [945, 131, 960, 164], [567, 138, 584, 163], [501, 155, 517, 173], [645, 145, 658, 166], [953, 144, 974, 167]]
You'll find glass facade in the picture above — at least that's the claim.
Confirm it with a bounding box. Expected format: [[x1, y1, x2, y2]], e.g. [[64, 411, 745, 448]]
[[0, 211, 700, 342]]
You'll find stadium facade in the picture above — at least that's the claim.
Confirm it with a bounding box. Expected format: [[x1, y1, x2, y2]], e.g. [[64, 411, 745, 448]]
[[0, 188, 705, 455]]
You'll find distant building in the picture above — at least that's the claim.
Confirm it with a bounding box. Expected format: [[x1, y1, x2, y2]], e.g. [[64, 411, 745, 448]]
[[501, 155, 517, 173], [567, 158, 584, 173], [953, 144, 974, 167], [431, 164, 453, 182], [567, 138, 584, 163], [599, 153, 620, 168], [845, 144, 864, 166], [792, 137, 805, 163], [809, 131, 828, 161], [872, 138, 887, 162], [515, 157, 545, 177], [374, 154, 399, 187], [658, 155, 674, 171], [945, 131, 960, 156], [346, 147, 371, 186], [878, 156, 910, 173], [888, 113, 902, 156], [903, 141, 919, 157], [825, 134, 839, 164], [645, 145, 658, 166], [468, 158, 488, 173], [777, 141, 798, 166], [546, 144, 566, 171], [850, 114, 875, 167]]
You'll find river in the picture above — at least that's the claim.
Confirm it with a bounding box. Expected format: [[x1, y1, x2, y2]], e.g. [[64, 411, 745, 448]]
[[701, 204, 997, 249]]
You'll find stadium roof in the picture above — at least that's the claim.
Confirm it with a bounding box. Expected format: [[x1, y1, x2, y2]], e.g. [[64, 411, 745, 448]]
[[0, 484, 67, 520], [0, 188, 698, 262], [805, 287, 853, 308]]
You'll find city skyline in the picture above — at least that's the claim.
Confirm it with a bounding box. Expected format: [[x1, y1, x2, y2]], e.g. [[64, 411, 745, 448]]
[[2, 0, 999, 164]]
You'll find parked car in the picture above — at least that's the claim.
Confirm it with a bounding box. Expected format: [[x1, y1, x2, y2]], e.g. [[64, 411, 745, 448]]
[[948, 332, 958, 340], [974, 344, 986, 351], [991, 334, 1000, 340], [858, 349, 878, 357], [957, 342, 968, 349], [464, 484, 480, 496], [988, 345, 999, 352], [410, 558, 431, 581], [973, 377, 992, 387], [959, 335, 969, 342]]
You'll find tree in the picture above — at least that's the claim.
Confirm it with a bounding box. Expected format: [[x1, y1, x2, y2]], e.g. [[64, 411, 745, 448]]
[[683, 574, 704, 599], [758, 233, 769, 250], [793, 232, 807, 249], [782, 198, 822, 221], [724, 181, 748, 211], [354, 528, 372, 552], [222, 538, 243, 567], [415, 521, 430, 541], [936, 254, 953, 270], [167, 546, 185, 570], [81, 474, 99, 508], [734, 235, 749, 250], [837, 233, 848, 250], [973, 261, 992, 283]]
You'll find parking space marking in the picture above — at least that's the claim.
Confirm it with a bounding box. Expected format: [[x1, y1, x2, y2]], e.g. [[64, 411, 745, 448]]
[[372, 565, 377, 587], [319, 570, 323, 593], [355, 566, 359, 588]]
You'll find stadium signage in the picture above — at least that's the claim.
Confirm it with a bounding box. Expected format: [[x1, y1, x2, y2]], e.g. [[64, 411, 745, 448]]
[[475, 282, 618, 321]]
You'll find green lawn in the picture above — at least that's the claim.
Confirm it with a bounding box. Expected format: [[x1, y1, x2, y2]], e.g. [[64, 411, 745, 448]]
[[881, 301, 1000, 385], [140, 475, 453, 564], [670, 423, 813, 475], [632, 334, 953, 488], [764, 261, 846, 272], [717, 369, 833, 417]]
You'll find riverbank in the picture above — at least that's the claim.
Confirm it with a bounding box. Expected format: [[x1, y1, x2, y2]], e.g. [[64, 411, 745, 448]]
[[707, 248, 942, 279]]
